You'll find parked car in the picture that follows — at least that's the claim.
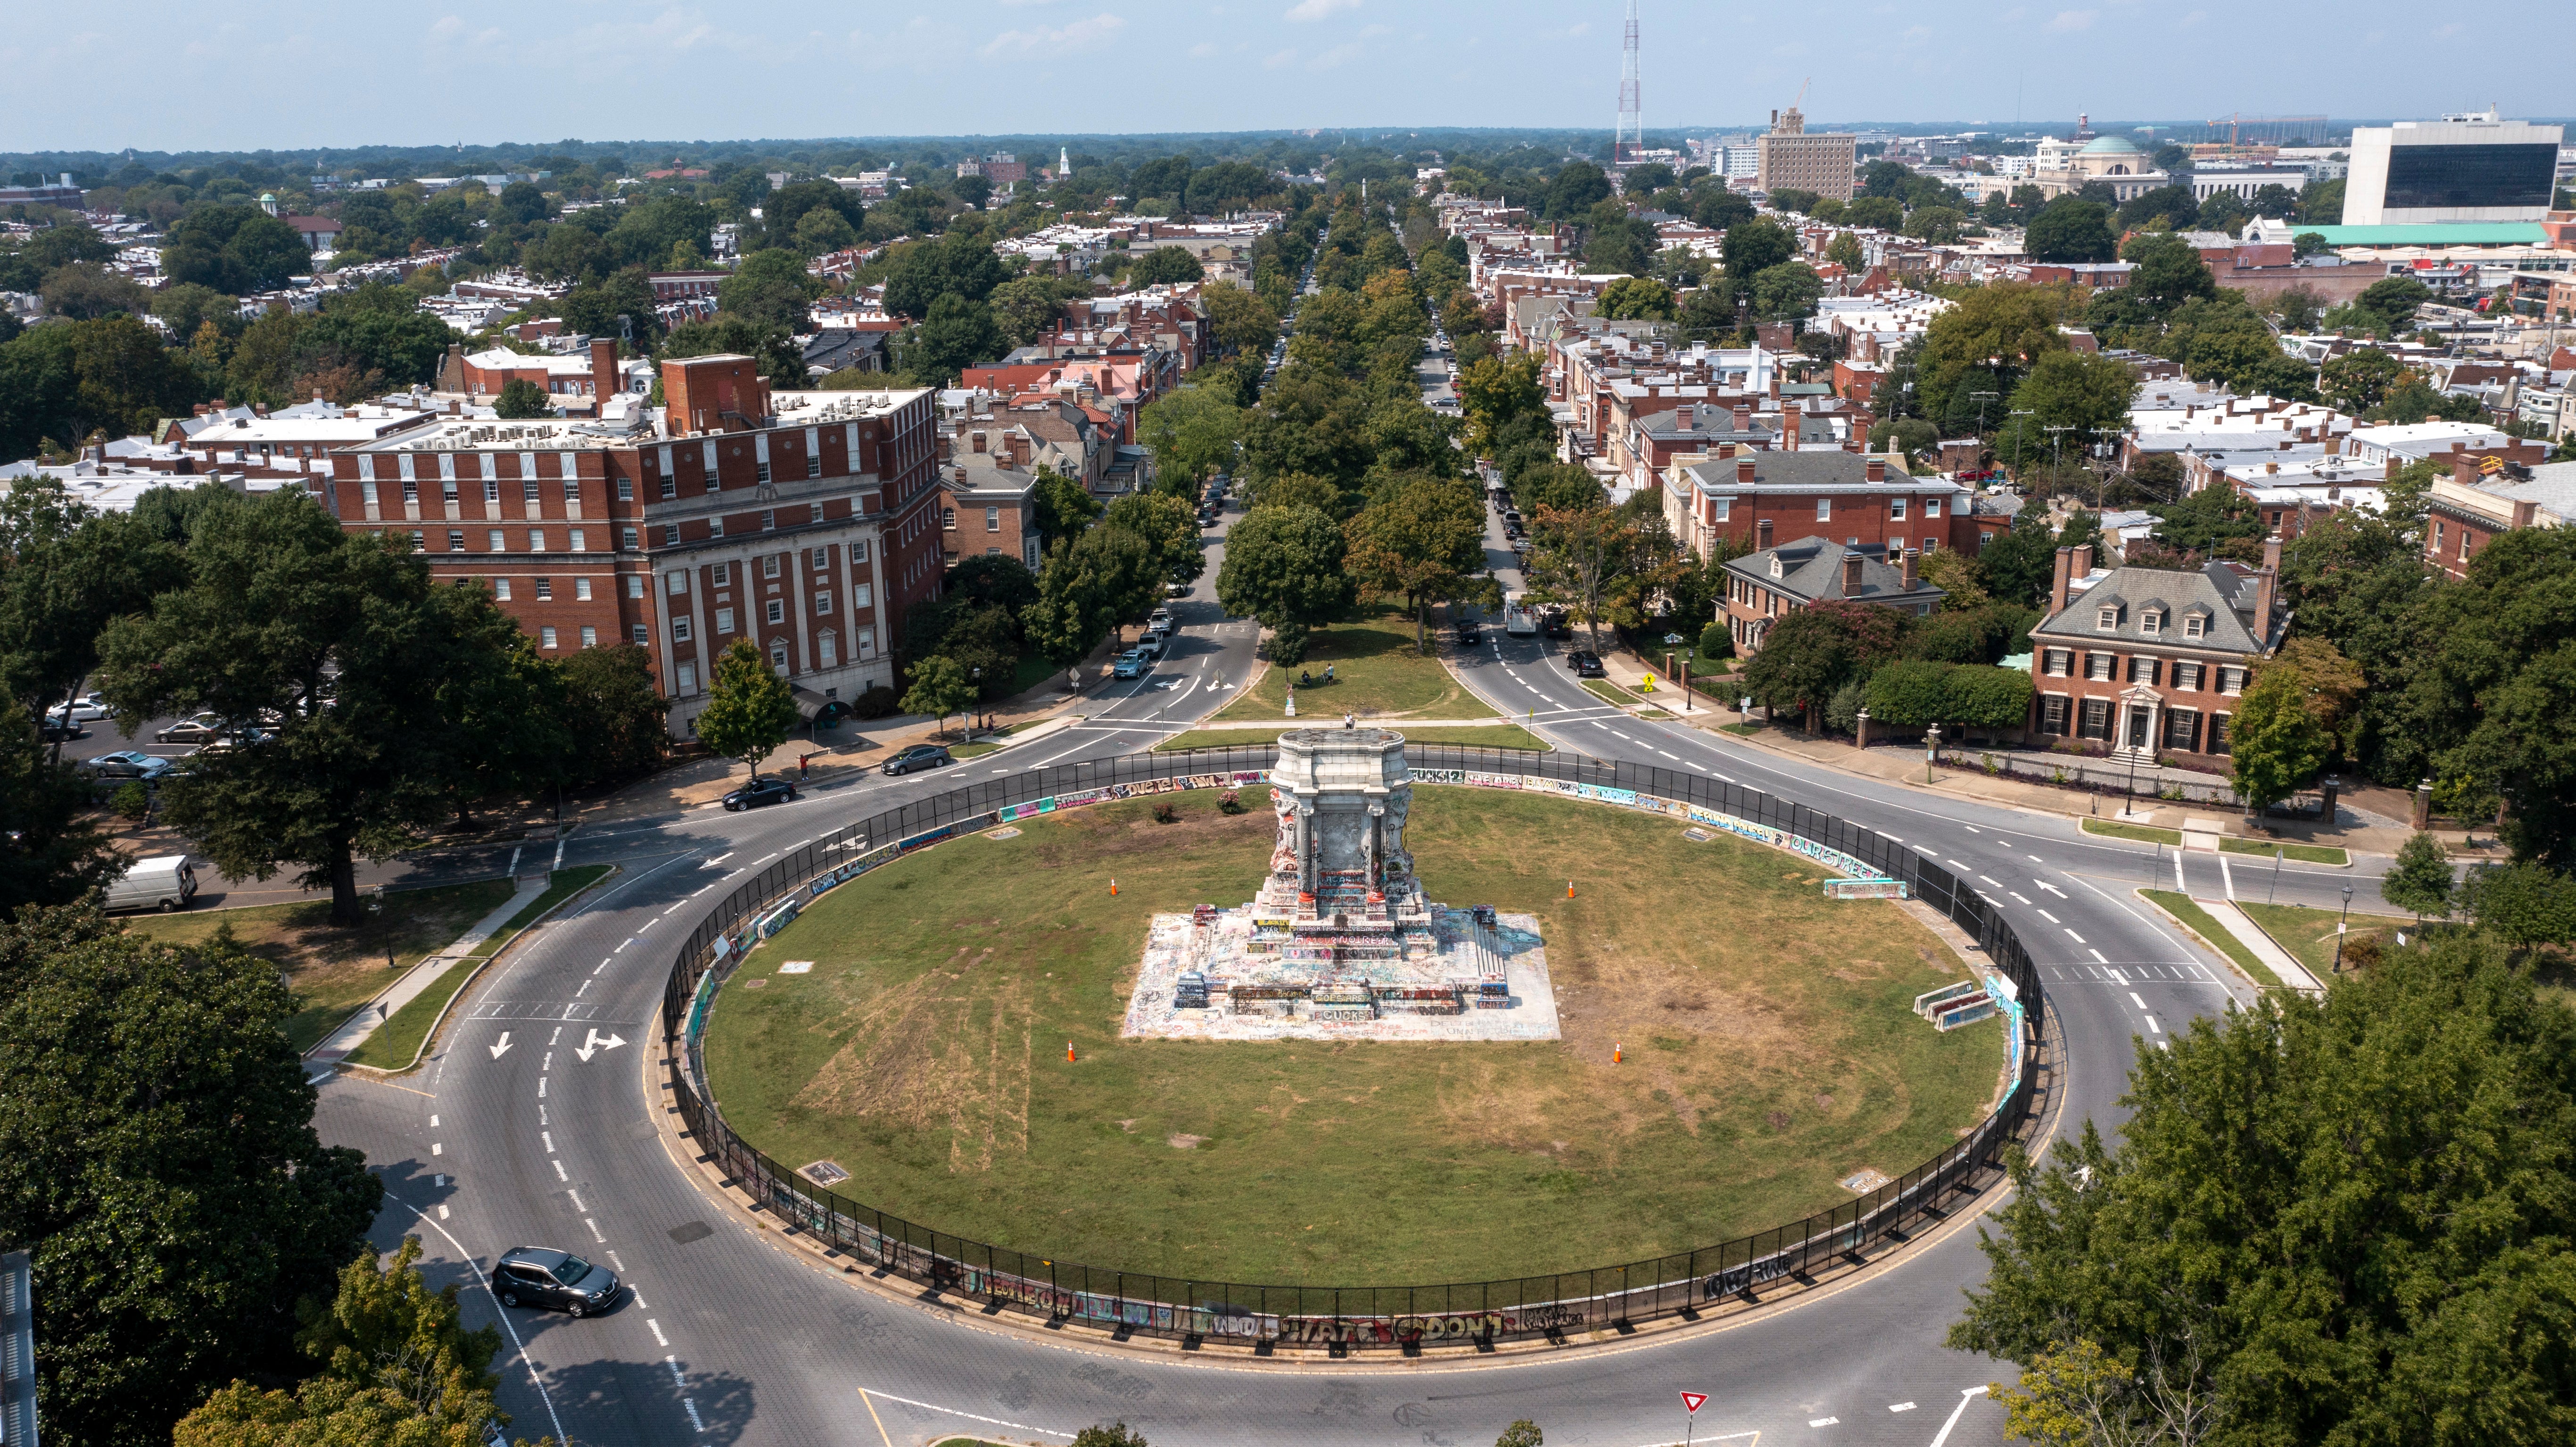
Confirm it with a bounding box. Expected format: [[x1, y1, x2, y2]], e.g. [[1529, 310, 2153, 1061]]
[[1148, 606, 1174, 629], [1567, 650, 1606, 678], [79, 751, 173, 781], [35, 714, 83, 742], [1112, 649, 1149, 679], [881, 743, 952, 776], [721, 776, 798, 811], [1453, 620, 1482, 645], [1542, 610, 1573, 640], [493, 1247, 619, 1317], [104, 855, 196, 913], [156, 713, 230, 744], [47, 691, 109, 723]]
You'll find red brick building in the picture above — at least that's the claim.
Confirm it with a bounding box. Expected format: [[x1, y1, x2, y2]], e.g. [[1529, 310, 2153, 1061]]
[[2024, 542, 2287, 759], [1720, 529, 1947, 658], [1661, 445, 2011, 563], [326, 355, 942, 737]]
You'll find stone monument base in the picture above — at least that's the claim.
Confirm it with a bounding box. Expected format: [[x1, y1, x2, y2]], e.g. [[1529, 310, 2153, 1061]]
[[1120, 905, 1560, 1043]]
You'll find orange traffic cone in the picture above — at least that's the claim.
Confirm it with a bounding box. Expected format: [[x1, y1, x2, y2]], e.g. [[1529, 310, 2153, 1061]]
[[1567, 880, 1575, 899], [1613, 1042, 1623, 1063], [1110, 878, 1118, 896], [1067, 1041, 1076, 1062]]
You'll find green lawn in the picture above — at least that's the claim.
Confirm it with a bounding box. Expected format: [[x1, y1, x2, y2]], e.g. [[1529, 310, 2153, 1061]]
[[1580, 678, 1636, 707], [2080, 819, 2347, 865], [123, 878, 516, 1052], [2141, 889, 2282, 990], [702, 790, 2000, 1287], [2237, 902, 2409, 983], [1213, 606, 1497, 722], [1154, 724, 1552, 753], [344, 865, 614, 1070]]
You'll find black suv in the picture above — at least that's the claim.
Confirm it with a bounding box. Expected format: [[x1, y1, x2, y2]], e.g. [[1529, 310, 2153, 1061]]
[[882, 743, 953, 776], [494, 1247, 619, 1316], [1453, 620, 1482, 645], [1567, 650, 1606, 678], [721, 776, 798, 811]]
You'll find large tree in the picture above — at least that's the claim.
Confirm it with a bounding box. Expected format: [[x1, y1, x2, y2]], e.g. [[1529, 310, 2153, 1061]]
[[0, 906, 382, 1447], [717, 247, 823, 333], [2229, 666, 2332, 815], [1214, 504, 1354, 665], [1027, 524, 1159, 667], [1343, 476, 1496, 653], [96, 493, 509, 924], [1954, 933, 2576, 1447], [2025, 196, 2117, 263], [2407, 526, 2576, 865], [1135, 385, 1242, 492], [1522, 496, 1678, 653], [1103, 489, 1205, 589], [694, 636, 798, 779]]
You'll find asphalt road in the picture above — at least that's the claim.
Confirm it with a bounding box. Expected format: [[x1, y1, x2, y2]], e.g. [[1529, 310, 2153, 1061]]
[[308, 490, 2405, 1446]]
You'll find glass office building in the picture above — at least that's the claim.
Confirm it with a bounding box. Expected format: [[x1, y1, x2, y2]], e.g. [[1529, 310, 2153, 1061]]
[[2345, 111, 2566, 224]]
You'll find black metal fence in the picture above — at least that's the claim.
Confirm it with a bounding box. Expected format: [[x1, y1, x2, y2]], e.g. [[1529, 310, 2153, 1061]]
[[658, 745, 2048, 1352]]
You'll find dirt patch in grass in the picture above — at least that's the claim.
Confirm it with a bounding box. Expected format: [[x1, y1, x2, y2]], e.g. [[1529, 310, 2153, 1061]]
[[123, 879, 514, 1052], [704, 792, 1998, 1286]]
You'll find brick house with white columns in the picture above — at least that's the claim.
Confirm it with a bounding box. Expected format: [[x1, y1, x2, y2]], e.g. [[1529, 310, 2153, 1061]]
[[2023, 539, 2289, 760]]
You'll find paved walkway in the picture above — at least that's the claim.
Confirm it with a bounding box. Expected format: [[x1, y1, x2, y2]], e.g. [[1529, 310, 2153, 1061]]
[[1581, 645, 2454, 862], [2199, 898, 2326, 993], [304, 873, 549, 1077]]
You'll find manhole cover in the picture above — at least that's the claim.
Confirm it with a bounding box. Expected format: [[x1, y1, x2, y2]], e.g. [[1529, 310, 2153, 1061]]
[[800, 1160, 851, 1186], [667, 1220, 715, 1244]]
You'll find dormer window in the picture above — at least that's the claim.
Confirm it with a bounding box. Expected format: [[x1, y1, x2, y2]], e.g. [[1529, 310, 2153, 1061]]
[[2183, 613, 2205, 639], [2097, 606, 2120, 631], [1769, 556, 1784, 579], [2140, 608, 2163, 636]]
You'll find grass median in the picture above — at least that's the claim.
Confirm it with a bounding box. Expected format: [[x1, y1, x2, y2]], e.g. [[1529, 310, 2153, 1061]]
[[1211, 605, 1495, 722], [124, 878, 516, 1052], [2081, 819, 2347, 865], [2141, 888, 2282, 990], [2237, 902, 2407, 982], [1154, 723, 1551, 754], [343, 864, 614, 1069]]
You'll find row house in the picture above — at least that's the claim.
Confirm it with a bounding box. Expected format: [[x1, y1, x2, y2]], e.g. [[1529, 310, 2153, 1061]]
[[437, 340, 653, 414], [326, 355, 943, 738], [1661, 445, 2008, 564], [1618, 399, 1850, 498], [2026, 543, 2287, 759], [936, 426, 1048, 573], [2422, 458, 2576, 580], [1721, 532, 1948, 658]]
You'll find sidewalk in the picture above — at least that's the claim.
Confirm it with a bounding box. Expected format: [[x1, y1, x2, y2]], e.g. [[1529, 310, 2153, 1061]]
[[2198, 899, 2325, 993], [1584, 645, 2432, 861], [303, 873, 548, 1072]]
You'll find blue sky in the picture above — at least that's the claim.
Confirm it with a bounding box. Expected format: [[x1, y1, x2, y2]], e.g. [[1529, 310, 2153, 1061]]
[[9, 0, 2568, 152]]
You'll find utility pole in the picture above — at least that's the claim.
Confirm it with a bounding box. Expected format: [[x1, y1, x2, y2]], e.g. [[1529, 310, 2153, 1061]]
[[2044, 423, 2075, 477], [2089, 425, 2124, 509]]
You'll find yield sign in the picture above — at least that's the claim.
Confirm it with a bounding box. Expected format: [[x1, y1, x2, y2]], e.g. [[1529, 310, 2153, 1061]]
[[1680, 1392, 1707, 1415]]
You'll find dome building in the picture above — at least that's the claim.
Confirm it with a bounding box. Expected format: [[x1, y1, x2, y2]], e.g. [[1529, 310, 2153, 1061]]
[[2034, 132, 2173, 202]]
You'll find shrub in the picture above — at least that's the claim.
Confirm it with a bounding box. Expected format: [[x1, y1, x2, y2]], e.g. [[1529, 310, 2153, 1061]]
[[849, 683, 902, 720], [1270, 620, 1311, 666], [1151, 801, 1180, 824], [1698, 621, 1732, 660], [1217, 789, 1245, 814], [110, 781, 150, 821]]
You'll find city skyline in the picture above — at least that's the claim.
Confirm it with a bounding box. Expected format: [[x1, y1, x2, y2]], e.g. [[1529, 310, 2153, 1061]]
[[5, 0, 2570, 153]]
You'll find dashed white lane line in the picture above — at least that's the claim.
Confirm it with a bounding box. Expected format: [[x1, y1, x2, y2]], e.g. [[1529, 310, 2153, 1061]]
[[1914, 844, 1939, 857], [2036, 909, 2060, 923], [2130, 991, 2147, 1008], [537, 1077, 547, 1097], [1961, 824, 1981, 833], [542, 1131, 555, 1153], [431, 1143, 443, 1156], [1978, 874, 2001, 887], [429, 1115, 438, 1127], [570, 1189, 587, 1211], [2029, 854, 2047, 863], [2065, 928, 2088, 944], [1890, 1401, 1918, 1412], [2009, 892, 2031, 904], [1656, 749, 1678, 759], [551, 1159, 567, 1181], [2092, 949, 2110, 964], [648, 1318, 670, 1347], [584, 1217, 605, 1242], [438, 1204, 449, 1220], [2146, 1014, 2163, 1034], [1809, 1416, 1840, 1428]]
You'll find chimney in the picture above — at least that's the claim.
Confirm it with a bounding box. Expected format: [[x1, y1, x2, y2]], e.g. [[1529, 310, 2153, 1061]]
[[1783, 408, 1800, 451], [1734, 404, 1752, 433], [936, 434, 953, 460], [1755, 517, 1774, 551], [2051, 546, 2074, 614], [2324, 434, 2341, 456], [971, 430, 988, 453], [1901, 547, 1918, 591], [1865, 457, 1886, 483], [1842, 551, 1866, 596], [2072, 546, 2093, 581], [2512, 498, 2539, 529], [590, 338, 618, 401], [1737, 455, 1758, 484], [2253, 563, 2279, 639]]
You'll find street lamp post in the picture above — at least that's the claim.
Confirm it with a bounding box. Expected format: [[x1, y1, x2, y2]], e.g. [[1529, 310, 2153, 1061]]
[[2334, 883, 2353, 973], [1925, 722, 1941, 784], [970, 666, 983, 737]]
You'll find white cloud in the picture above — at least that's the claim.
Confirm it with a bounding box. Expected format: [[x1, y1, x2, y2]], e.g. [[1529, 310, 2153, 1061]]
[[1262, 46, 1298, 67], [2178, 8, 2206, 25], [1188, 40, 1218, 57], [981, 10, 1125, 55], [1358, 22, 1390, 37], [2045, 9, 2097, 32], [1284, 0, 1359, 20], [1567, 20, 1589, 34], [1309, 41, 1361, 68]]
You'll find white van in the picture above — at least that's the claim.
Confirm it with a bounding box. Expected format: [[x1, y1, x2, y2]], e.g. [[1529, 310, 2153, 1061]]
[[106, 855, 197, 913]]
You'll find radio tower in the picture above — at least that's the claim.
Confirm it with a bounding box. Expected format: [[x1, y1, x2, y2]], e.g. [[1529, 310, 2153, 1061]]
[[1615, 0, 1642, 166]]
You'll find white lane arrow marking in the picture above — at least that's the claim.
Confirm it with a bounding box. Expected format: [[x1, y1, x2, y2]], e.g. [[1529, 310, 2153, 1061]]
[[489, 1032, 513, 1060], [573, 1028, 627, 1063]]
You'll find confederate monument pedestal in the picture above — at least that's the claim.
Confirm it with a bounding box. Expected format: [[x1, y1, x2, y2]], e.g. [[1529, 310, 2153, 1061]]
[[1121, 728, 1560, 1042]]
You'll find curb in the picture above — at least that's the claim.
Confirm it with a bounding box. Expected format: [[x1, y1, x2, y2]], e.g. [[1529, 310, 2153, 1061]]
[[331, 866, 621, 1077]]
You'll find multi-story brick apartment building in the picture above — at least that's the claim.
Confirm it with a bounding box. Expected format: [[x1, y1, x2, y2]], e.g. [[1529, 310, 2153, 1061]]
[[2421, 458, 2575, 579], [1661, 445, 2011, 563], [324, 354, 942, 737], [2024, 542, 2287, 758]]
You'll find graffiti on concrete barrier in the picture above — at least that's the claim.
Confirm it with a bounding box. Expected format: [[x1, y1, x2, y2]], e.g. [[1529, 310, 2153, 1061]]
[[1705, 1252, 1795, 1299]]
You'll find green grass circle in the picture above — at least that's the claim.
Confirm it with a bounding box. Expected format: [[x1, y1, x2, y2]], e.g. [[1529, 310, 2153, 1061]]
[[700, 789, 2001, 1287]]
